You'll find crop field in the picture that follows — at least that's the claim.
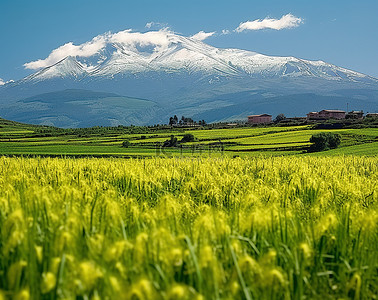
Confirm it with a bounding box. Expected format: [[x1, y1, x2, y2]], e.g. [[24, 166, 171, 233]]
[[0, 156, 377, 299], [0, 118, 377, 157], [310, 141, 378, 156]]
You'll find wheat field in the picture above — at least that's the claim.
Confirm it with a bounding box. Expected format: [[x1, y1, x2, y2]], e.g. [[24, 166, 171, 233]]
[[0, 156, 377, 299]]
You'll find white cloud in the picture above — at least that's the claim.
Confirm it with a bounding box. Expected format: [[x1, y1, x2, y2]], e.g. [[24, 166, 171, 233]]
[[235, 14, 303, 32], [110, 29, 174, 51], [221, 29, 230, 35], [145, 22, 168, 29], [191, 30, 216, 41], [145, 22, 153, 29], [24, 34, 109, 69], [24, 29, 178, 70]]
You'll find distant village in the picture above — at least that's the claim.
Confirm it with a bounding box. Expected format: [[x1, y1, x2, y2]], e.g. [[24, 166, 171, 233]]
[[167, 109, 377, 127], [248, 110, 378, 124]]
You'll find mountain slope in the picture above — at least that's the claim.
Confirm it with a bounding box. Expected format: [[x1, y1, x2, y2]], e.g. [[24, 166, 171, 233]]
[[2, 89, 160, 127]]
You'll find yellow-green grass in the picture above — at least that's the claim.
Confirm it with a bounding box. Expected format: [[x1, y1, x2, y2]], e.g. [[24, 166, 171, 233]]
[[0, 156, 376, 299], [226, 142, 311, 151], [0, 130, 35, 134], [182, 126, 309, 140], [340, 128, 378, 137], [0, 144, 155, 157], [212, 128, 377, 145], [309, 141, 378, 156]]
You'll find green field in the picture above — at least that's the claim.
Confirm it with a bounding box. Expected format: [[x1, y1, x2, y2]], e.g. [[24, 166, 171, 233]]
[[0, 118, 377, 157]]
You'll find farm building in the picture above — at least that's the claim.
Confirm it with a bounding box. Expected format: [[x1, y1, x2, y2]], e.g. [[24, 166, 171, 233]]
[[248, 114, 272, 124], [366, 113, 378, 118], [346, 110, 364, 119], [306, 112, 319, 120], [307, 109, 346, 120]]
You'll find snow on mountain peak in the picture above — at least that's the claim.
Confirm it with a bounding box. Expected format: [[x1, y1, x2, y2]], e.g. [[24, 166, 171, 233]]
[[23, 29, 192, 71], [21, 29, 376, 83]]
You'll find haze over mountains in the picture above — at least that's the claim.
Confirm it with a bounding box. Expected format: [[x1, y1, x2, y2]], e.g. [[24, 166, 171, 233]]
[[1, 30, 377, 127]]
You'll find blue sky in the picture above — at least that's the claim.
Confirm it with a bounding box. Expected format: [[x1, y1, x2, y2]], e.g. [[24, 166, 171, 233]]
[[0, 0, 377, 82]]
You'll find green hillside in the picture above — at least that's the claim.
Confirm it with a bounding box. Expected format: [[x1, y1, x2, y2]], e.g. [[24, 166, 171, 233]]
[[4, 89, 160, 128]]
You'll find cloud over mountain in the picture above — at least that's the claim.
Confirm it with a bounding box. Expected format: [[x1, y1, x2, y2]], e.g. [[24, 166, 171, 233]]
[[24, 34, 109, 70], [145, 22, 168, 29], [24, 29, 181, 70], [191, 31, 216, 41], [236, 14, 303, 32], [23, 17, 306, 71]]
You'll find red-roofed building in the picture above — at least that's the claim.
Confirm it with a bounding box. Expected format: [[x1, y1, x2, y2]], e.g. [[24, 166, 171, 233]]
[[307, 110, 346, 120], [248, 114, 272, 124]]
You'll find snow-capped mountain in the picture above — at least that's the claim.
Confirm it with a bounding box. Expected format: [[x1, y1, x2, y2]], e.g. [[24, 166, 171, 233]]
[[1, 30, 377, 127], [20, 30, 376, 83]]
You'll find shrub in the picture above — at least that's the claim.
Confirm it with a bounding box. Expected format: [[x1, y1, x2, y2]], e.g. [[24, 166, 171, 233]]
[[274, 114, 286, 123], [327, 133, 341, 149], [122, 140, 131, 148], [180, 133, 195, 143], [308, 133, 341, 152], [163, 135, 178, 147]]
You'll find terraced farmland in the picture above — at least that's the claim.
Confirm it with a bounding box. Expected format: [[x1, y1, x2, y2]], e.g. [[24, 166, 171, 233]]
[[0, 118, 377, 157]]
